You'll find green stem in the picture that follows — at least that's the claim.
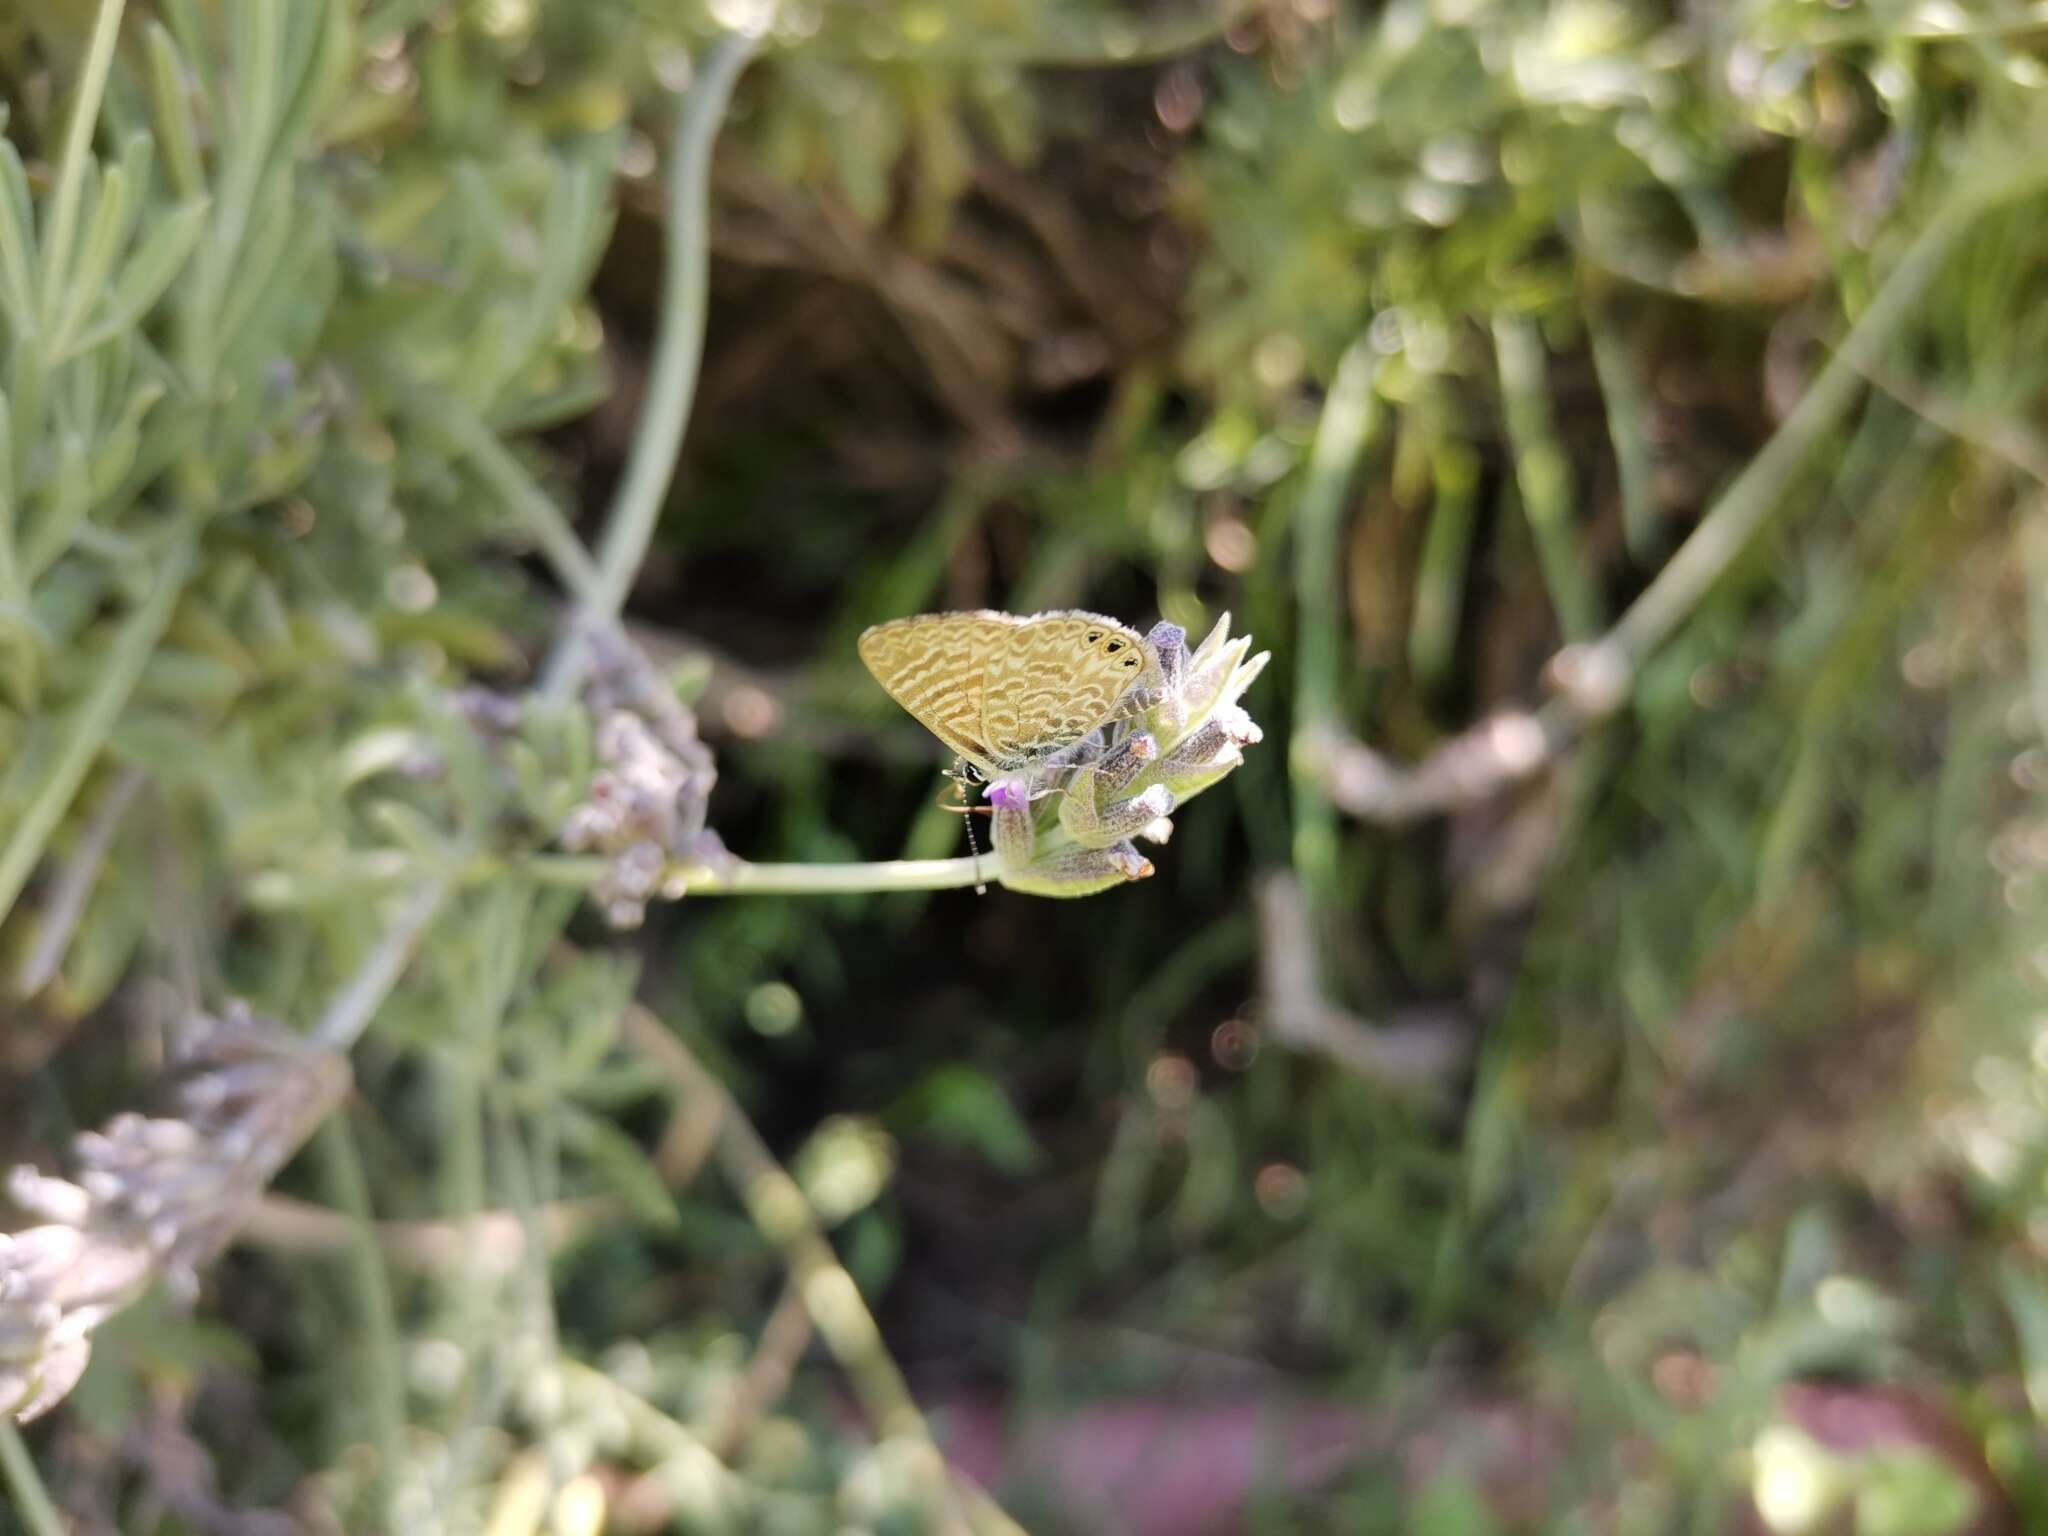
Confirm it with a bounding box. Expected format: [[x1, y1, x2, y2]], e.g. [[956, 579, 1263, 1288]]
[[412, 383, 605, 606], [186, 0, 280, 384], [681, 854, 995, 895], [1604, 176, 2028, 672], [1407, 441, 1480, 691], [40, 0, 129, 322], [309, 874, 452, 1050], [545, 30, 760, 700], [0, 1422, 64, 1536], [1290, 338, 1379, 900], [1316, 158, 2048, 825], [312, 1118, 408, 1525], [0, 521, 197, 926], [14, 763, 145, 995], [553, 1357, 745, 1497], [2025, 513, 2048, 750], [1583, 289, 1659, 563], [248, 851, 1002, 907], [1495, 312, 1601, 641]]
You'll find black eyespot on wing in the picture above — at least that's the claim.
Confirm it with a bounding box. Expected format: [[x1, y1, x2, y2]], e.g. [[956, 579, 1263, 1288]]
[[1105, 640, 1123, 653], [1086, 630, 1101, 643], [1122, 656, 1139, 668]]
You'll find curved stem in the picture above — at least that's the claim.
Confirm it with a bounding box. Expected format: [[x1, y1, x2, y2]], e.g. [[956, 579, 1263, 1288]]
[[1602, 187, 1993, 671], [0, 1423, 62, 1536], [407, 383, 605, 607], [544, 30, 761, 699], [310, 874, 451, 1050], [1313, 154, 2048, 825]]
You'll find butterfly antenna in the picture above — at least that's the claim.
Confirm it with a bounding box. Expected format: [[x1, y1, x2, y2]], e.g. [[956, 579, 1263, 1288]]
[[932, 760, 990, 894], [956, 759, 988, 895], [962, 798, 987, 895]]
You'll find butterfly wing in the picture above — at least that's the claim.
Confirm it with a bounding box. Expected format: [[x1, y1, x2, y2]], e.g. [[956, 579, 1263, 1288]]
[[980, 611, 1149, 770], [858, 612, 1012, 779], [859, 610, 1150, 777]]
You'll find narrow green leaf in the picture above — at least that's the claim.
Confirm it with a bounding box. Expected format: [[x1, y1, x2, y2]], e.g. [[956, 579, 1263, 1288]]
[[1408, 439, 1480, 691], [51, 156, 148, 358], [49, 857, 147, 1013], [183, 0, 282, 380], [38, 0, 129, 320], [269, 0, 353, 162], [63, 200, 211, 362], [86, 378, 167, 501], [1494, 311, 1601, 642], [159, 0, 223, 122], [557, 1105, 680, 1231], [23, 433, 92, 581], [55, 313, 107, 430], [227, 0, 285, 179], [0, 521, 198, 926], [2003, 1256, 2048, 1422], [485, 143, 612, 411], [0, 141, 41, 337], [0, 390, 15, 571], [1290, 335, 1379, 900], [1585, 291, 1659, 563], [488, 367, 611, 437], [209, 178, 298, 352], [8, 351, 45, 485], [43, 153, 102, 333], [134, 646, 245, 706], [147, 24, 209, 203]]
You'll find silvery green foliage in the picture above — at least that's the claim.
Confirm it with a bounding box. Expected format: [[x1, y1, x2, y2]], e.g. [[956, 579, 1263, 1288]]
[[1, 1003, 347, 1425], [0, 0, 629, 1005], [992, 613, 1266, 897]]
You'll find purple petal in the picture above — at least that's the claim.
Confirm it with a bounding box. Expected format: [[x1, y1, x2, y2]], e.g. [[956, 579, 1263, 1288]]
[[986, 779, 1030, 810]]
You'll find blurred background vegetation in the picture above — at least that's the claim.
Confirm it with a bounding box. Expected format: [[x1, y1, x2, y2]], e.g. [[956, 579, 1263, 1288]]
[[4, 0, 2048, 1531]]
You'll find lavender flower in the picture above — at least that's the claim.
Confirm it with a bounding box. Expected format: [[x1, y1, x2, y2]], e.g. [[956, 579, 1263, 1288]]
[[557, 629, 728, 927], [992, 614, 1267, 897], [2, 1004, 348, 1424]]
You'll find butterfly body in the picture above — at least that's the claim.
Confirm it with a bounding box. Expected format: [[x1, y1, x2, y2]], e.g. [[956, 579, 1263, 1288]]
[[858, 609, 1152, 782]]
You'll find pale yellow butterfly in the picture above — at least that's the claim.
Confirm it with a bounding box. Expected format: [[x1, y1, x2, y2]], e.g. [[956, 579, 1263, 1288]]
[[857, 609, 1151, 783]]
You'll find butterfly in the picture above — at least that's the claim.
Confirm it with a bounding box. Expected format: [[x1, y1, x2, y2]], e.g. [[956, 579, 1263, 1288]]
[[857, 609, 1152, 785]]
